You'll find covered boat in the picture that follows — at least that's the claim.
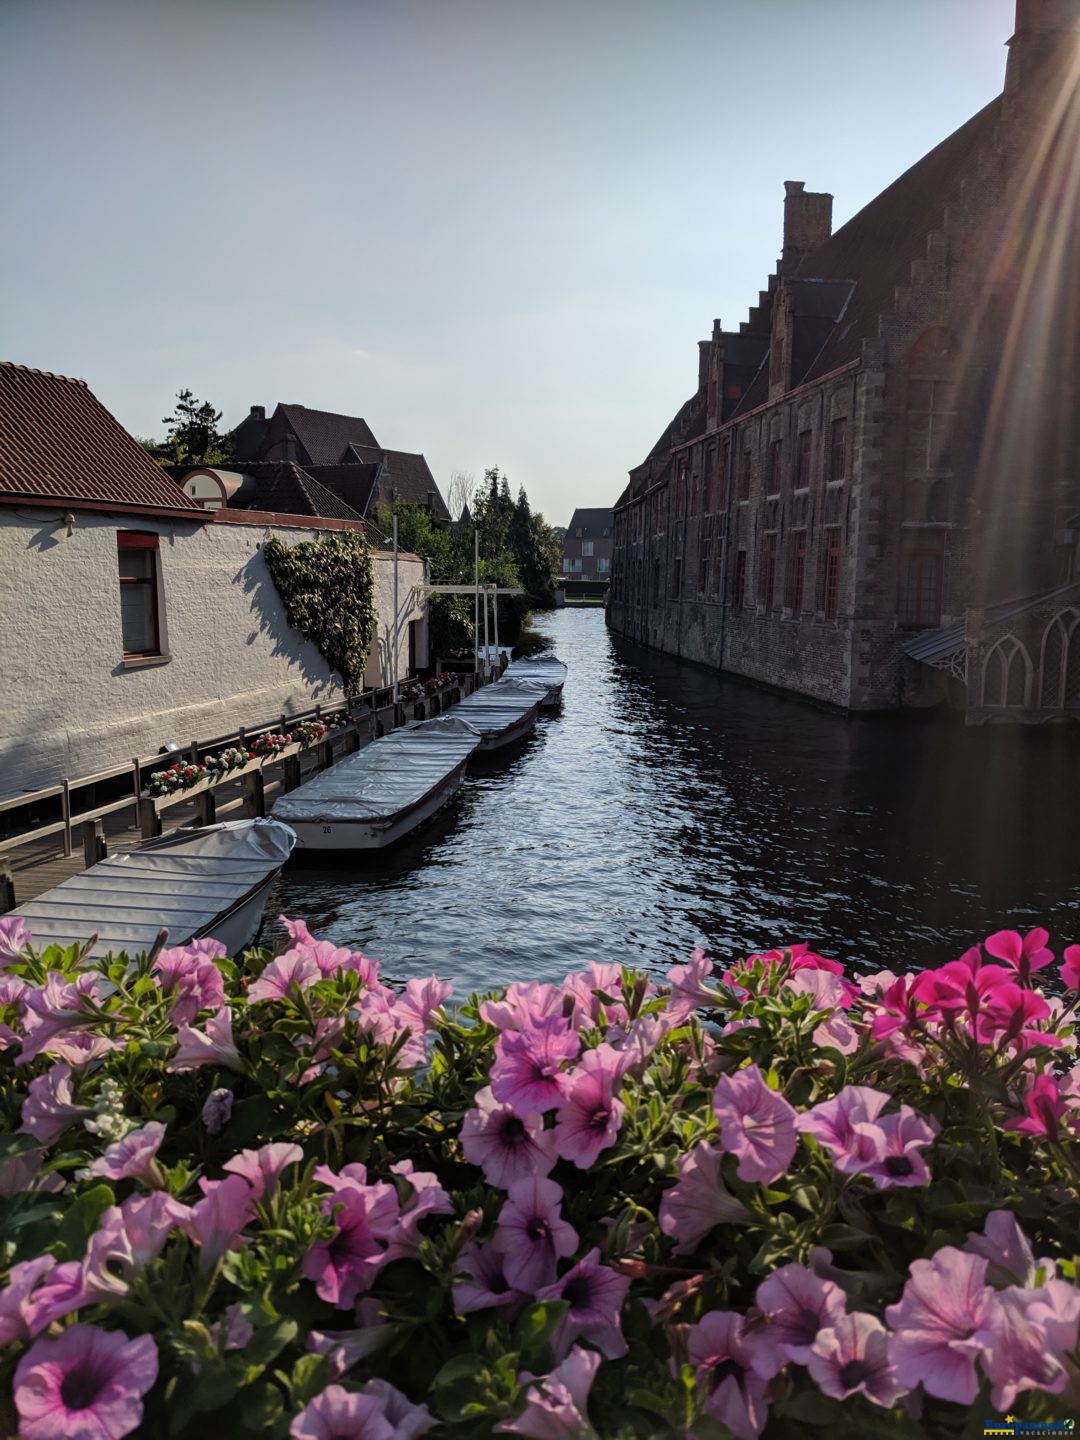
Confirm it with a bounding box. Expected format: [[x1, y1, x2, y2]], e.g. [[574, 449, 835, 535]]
[[8, 818, 296, 961], [503, 654, 567, 707], [271, 716, 481, 850], [447, 680, 543, 752]]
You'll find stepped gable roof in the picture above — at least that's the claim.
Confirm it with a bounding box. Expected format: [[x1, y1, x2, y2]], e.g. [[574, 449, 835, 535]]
[[567, 507, 613, 538], [278, 403, 379, 465], [732, 96, 1003, 417], [348, 444, 451, 519], [0, 362, 203, 516]]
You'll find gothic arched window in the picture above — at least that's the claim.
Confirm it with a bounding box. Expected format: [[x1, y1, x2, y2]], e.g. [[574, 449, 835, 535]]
[[982, 637, 1031, 708]]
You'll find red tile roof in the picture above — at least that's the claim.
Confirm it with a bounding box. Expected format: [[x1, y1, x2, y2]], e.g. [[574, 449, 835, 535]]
[[0, 363, 203, 516]]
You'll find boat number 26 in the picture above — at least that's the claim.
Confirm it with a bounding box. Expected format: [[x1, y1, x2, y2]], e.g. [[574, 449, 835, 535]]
[[322, 826, 332, 834]]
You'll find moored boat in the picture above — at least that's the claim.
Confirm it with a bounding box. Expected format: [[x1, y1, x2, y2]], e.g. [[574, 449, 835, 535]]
[[447, 681, 543, 752], [271, 716, 481, 851], [503, 654, 567, 707], [8, 818, 296, 960]]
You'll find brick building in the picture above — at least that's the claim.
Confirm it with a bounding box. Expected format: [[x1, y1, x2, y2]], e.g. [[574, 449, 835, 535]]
[[562, 507, 613, 580], [608, 0, 1080, 721]]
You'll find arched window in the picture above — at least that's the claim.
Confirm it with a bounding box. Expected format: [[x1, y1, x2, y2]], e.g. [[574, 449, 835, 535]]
[[1039, 610, 1080, 708], [982, 637, 1031, 708]]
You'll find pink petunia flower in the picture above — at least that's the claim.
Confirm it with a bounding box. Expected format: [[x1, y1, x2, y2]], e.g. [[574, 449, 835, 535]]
[[492, 1177, 578, 1293], [302, 1176, 400, 1307], [490, 1020, 581, 1115], [86, 1121, 166, 1187], [984, 927, 1054, 984], [1005, 1072, 1073, 1142], [248, 949, 322, 1003], [552, 1045, 627, 1169], [153, 940, 226, 1025], [535, 1246, 631, 1360], [745, 1262, 847, 1378], [1062, 944, 1080, 990], [808, 1312, 906, 1406], [290, 1385, 395, 1440], [480, 981, 568, 1033], [884, 1247, 996, 1404], [359, 1379, 435, 1439], [0, 915, 32, 964], [18, 973, 104, 1064], [859, 1106, 939, 1190], [686, 1310, 770, 1440], [460, 1086, 557, 1189], [14, 1323, 159, 1440], [307, 1308, 390, 1378], [395, 975, 453, 1033], [494, 1346, 601, 1438], [0, 1256, 58, 1344], [385, 1160, 453, 1259], [964, 1210, 1046, 1289], [454, 1241, 528, 1316], [712, 1064, 798, 1185], [561, 960, 633, 1029], [796, 1085, 890, 1174], [180, 1173, 255, 1270], [19, 1063, 89, 1147], [168, 1007, 243, 1072], [280, 914, 316, 946], [19, 1261, 90, 1335], [658, 1142, 749, 1254], [82, 1192, 191, 1300], [973, 1279, 1080, 1412], [223, 1142, 303, 1202], [201, 1088, 233, 1135], [665, 948, 724, 1021], [306, 939, 381, 987]]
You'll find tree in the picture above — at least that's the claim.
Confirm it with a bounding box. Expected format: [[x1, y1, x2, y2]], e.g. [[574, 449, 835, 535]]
[[447, 470, 476, 522], [160, 389, 232, 466]]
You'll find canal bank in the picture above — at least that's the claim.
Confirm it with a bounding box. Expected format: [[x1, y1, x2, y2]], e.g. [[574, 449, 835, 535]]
[[266, 606, 1080, 992]]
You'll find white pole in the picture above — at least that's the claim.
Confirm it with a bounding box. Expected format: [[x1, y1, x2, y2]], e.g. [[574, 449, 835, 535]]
[[392, 514, 399, 702], [483, 585, 490, 677], [473, 529, 480, 675], [493, 586, 500, 670]]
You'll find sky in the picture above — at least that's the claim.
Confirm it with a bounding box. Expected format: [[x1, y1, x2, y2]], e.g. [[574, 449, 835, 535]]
[[1, 0, 1015, 526]]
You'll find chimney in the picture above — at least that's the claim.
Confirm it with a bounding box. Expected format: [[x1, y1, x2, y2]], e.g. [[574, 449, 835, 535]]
[[249, 405, 265, 420], [427, 490, 437, 513], [782, 181, 833, 274], [1005, 0, 1079, 93], [698, 340, 712, 392]]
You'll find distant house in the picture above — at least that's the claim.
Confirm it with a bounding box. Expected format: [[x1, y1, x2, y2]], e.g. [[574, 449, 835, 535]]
[[231, 402, 450, 520], [562, 508, 613, 580], [0, 364, 427, 796]]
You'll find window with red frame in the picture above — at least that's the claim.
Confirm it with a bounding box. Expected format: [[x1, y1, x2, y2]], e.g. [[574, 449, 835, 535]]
[[733, 549, 747, 612], [768, 439, 783, 495], [117, 532, 161, 656], [822, 527, 842, 620], [737, 448, 752, 501], [796, 429, 813, 489], [787, 531, 807, 614], [759, 532, 778, 610], [829, 417, 848, 481], [899, 529, 946, 627]]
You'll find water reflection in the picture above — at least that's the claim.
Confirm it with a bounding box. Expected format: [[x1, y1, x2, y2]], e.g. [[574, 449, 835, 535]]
[[267, 609, 1080, 990]]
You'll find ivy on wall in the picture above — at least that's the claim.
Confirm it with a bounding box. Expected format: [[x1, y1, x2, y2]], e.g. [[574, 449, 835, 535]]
[[262, 532, 377, 695]]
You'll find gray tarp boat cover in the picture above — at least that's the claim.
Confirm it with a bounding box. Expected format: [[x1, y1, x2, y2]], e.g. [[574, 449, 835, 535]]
[[271, 717, 482, 824], [448, 681, 542, 737], [11, 819, 296, 960], [504, 655, 568, 693]]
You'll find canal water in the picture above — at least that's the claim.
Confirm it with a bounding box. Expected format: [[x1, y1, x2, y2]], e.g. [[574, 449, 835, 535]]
[[267, 607, 1080, 994]]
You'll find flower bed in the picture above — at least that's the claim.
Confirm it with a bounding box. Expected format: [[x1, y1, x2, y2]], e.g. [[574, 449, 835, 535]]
[[143, 723, 338, 798], [0, 918, 1078, 1438]]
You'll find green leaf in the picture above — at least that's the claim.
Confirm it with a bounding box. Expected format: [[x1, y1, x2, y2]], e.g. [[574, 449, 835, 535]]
[[0, 1132, 42, 1161], [243, 1318, 299, 1369], [51, 1184, 114, 1262]]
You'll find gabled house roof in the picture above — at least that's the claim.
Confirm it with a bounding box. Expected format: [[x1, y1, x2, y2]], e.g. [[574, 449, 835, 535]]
[[347, 445, 451, 520], [567, 507, 614, 539], [0, 363, 204, 518], [170, 461, 374, 528], [277, 404, 379, 465]]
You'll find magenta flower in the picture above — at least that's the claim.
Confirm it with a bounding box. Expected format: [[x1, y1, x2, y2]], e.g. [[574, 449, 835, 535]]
[[169, 1007, 243, 1073], [658, 1142, 749, 1254], [180, 1173, 255, 1270], [493, 1177, 578, 1293], [1005, 1073, 1072, 1142], [712, 1064, 797, 1184], [454, 1241, 528, 1315], [359, 1379, 434, 1439], [153, 940, 226, 1025], [223, 1142, 303, 1202], [494, 1346, 601, 1438], [884, 1247, 996, 1404], [808, 1312, 906, 1406], [686, 1310, 769, 1440], [964, 1210, 1043, 1288], [0, 915, 31, 964], [248, 949, 322, 1003], [490, 1020, 580, 1115], [86, 1121, 166, 1187], [552, 1045, 627, 1169], [868, 974, 921, 1041], [984, 927, 1054, 984], [859, 1106, 939, 1190], [974, 1279, 1080, 1411], [201, 1087, 233, 1135], [385, 1160, 453, 1259], [14, 1323, 159, 1440], [536, 1247, 631, 1360], [796, 1085, 890, 1174], [461, 1086, 557, 1189], [303, 1177, 400, 1307], [745, 1262, 847, 1378], [290, 1384, 395, 1440], [19, 1062, 89, 1146], [1062, 944, 1080, 990], [0, 1256, 58, 1344]]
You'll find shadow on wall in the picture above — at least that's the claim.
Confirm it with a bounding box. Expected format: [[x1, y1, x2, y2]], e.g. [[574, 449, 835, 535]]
[[235, 547, 339, 696]]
